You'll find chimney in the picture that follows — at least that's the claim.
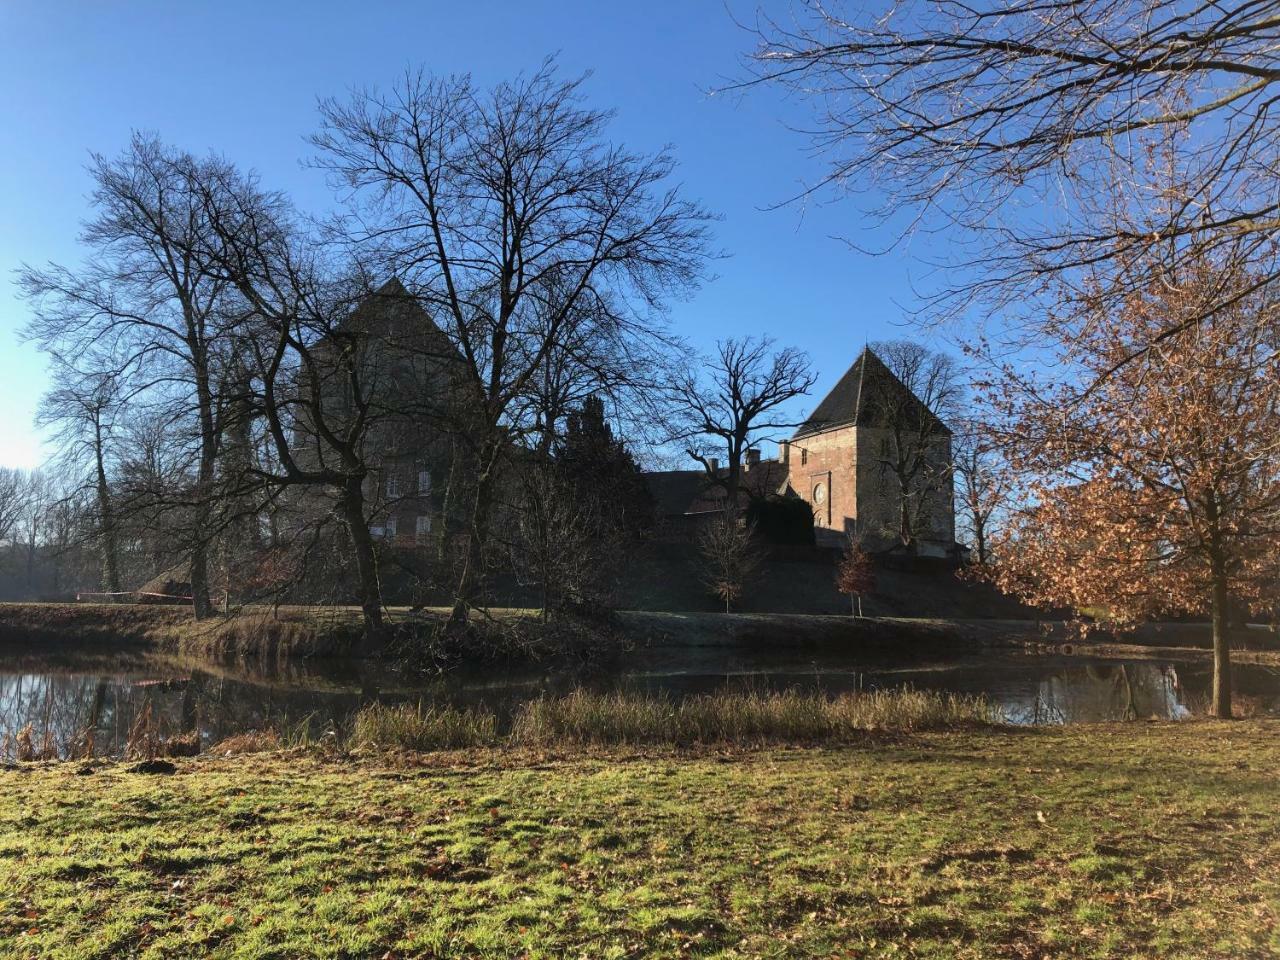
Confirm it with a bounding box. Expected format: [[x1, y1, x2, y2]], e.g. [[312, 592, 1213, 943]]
[[779, 440, 790, 466], [745, 448, 761, 471], [708, 457, 720, 474]]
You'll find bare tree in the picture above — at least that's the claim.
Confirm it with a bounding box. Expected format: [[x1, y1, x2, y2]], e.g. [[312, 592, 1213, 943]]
[[36, 356, 125, 594], [13, 471, 54, 598], [697, 514, 762, 613], [20, 134, 241, 617], [669, 337, 816, 511], [507, 463, 608, 622], [745, 3, 1280, 372], [866, 341, 959, 549], [310, 61, 713, 632], [183, 164, 401, 633], [952, 424, 1012, 566], [0, 468, 25, 550]]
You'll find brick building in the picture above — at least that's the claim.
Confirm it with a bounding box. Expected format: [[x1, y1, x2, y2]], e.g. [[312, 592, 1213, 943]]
[[647, 347, 957, 556], [780, 347, 955, 554], [296, 278, 466, 549]]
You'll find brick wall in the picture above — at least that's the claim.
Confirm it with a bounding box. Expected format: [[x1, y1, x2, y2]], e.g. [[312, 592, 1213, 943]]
[[785, 425, 857, 538], [784, 425, 954, 549]]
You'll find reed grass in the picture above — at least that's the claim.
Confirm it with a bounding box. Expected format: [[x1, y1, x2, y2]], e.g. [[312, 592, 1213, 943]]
[[510, 687, 1001, 746], [351, 702, 499, 751], [351, 687, 1001, 752], [208, 729, 283, 755]]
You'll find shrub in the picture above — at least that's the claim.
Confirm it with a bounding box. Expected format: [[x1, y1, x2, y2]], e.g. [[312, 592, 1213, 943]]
[[746, 496, 816, 546]]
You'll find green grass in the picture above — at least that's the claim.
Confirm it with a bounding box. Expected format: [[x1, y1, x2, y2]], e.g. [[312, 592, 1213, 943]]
[[1, 722, 1278, 958]]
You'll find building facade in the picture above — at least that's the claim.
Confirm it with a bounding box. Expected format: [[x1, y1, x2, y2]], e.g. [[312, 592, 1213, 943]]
[[296, 278, 467, 549]]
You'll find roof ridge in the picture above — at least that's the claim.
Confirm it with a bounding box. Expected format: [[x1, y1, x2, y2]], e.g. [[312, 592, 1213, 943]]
[[852, 345, 870, 428]]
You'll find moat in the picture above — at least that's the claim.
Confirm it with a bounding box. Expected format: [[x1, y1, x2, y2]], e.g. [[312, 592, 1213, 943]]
[[4, 640, 1278, 757]]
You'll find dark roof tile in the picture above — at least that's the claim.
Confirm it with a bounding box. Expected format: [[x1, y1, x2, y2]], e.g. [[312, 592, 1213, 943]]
[[793, 347, 949, 438]]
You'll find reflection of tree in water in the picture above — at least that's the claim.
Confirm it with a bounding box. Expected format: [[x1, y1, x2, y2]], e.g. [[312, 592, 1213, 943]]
[[0, 669, 371, 759], [1016, 663, 1187, 724], [0, 654, 1228, 757]]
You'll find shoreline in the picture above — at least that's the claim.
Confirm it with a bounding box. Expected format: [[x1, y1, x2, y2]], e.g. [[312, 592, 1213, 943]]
[[3, 601, 1279, 667]]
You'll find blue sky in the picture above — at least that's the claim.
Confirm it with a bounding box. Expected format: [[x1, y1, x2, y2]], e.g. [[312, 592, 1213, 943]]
[[0, 1, 947, 470]]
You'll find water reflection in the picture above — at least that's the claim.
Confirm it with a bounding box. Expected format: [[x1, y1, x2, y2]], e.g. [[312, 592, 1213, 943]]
[[0, 648, 1274, 758], [1001, 663, 1190, 724]]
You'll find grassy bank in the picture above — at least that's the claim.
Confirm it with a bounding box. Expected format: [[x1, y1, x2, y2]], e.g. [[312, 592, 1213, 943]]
[[0, 602, 368, 658], [0, 603, 563, 660], [0, 602, 1023, 662], [1, 722, 1277, 958], [7, 602, 1280, 669]]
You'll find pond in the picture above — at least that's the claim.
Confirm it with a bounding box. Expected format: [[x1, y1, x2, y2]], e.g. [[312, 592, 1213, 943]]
[[2, 641, 1278, 758]]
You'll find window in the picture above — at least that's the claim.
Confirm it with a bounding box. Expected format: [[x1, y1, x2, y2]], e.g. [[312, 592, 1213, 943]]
[[384, 516, 397, 539], [369, 524, 385, 539], [385, 473, 400, 499], [415, 515, 433, 540], [800, 448, 808, 466], [813, 482, 826, 504], [418, 469, 431, 494]]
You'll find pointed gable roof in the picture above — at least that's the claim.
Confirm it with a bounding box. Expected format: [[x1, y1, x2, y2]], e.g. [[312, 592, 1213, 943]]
[[793, 347, 950, 439], [337, 277, 462, 365]]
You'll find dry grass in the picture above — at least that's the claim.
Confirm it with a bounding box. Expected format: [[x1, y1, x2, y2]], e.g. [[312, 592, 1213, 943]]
[[7, 722, 58, 762], [510, 687, 1000, 746], [351, 702, 499, 751], [208, 729, 283, 756], [351, 687, 1001, 753]]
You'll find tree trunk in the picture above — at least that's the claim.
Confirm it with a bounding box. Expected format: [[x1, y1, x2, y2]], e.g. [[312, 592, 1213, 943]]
[[1211, 570, 1233, 719], [899, 493, 913, 551], [188, 547, 210, 617], [448, 445, 498, 633], [188, 337, 217, 619], [25, 527, 36, 597], [339, 478, 384, 634], [725, 454, 741, 518], [93, 419, 121, 594]]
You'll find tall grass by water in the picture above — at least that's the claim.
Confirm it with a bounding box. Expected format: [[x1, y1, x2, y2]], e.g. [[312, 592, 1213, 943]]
[[1, 687, 1003, 761], [510, 687, 1001, 745], [351, 702, 499, 751], [351, 687, 1002, 752]]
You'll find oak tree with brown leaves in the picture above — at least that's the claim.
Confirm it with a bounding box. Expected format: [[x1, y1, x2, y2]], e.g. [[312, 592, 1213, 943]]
[[835, 541, 876, 618], [987, 260, 1280, 719]]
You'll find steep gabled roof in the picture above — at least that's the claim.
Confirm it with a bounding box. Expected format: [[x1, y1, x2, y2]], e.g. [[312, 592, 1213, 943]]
[[793, 347, 950, 439], [339, 278, 459, 358]]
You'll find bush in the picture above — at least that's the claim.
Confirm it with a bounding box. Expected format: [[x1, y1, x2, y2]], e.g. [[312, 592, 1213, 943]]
[[746, 496, 815, 546]]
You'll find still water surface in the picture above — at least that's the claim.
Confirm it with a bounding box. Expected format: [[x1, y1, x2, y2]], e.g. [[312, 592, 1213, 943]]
[[2, 641, 1277, 757]]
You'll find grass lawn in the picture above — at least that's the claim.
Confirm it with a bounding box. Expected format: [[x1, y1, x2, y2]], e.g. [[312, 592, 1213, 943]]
[[1, 723, 1277, 958]]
